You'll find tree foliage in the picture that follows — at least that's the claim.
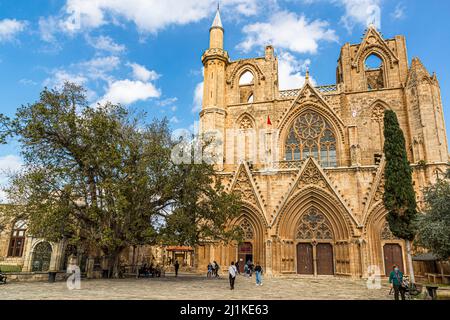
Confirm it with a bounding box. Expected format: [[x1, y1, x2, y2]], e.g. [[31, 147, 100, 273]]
[[383, 110, 418, 241], [0, 83, 242, 275], [417, 177, 450, 259]]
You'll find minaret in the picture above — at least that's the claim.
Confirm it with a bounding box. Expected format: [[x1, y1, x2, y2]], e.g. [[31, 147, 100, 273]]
[[209, 6, 223, 49], [200, 6, 229, 169]]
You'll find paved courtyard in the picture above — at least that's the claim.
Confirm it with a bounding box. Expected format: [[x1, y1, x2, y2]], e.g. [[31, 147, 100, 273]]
[[0, 273, 394, 300]]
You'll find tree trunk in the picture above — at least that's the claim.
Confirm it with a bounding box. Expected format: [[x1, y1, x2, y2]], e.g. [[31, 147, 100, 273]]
[[107, 249, 123, 279], [406, 240, 416, 284]]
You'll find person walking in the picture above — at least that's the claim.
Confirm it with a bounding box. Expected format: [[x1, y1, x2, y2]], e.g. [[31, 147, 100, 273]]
[[254, 263, 263, 286], [228, 261, 237, 290], [213, 261, 220, 278], [207, 262, 213, 278], [174, 260, 180, 277], [389, 265, 406, 300], [247, 260, 253, 277], [235, 261, 240, 275]]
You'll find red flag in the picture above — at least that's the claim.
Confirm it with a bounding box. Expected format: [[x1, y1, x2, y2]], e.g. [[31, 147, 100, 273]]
[[267, 115, 272, 126]]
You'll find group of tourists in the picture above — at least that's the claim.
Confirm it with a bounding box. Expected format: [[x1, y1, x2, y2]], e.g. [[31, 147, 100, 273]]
[[228, 261, 263, 290], [138, 263, 162, 278], [207, 261, 221, 278]]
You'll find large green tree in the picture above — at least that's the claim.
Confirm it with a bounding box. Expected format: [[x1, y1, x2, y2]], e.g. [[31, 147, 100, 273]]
[[0, 83, 242, 277], [417, 175, 450, 260], [383, 110, 418, 283]]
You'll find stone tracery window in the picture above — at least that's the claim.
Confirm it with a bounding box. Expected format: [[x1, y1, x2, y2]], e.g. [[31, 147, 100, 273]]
[[296, 208, 333, 240], [239, 115, 253, 130], [285, 111, 337, 167], [239, 218, 254, 240]]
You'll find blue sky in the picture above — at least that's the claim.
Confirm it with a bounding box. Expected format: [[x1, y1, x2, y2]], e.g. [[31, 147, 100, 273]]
[[0, 0, 450, 200]]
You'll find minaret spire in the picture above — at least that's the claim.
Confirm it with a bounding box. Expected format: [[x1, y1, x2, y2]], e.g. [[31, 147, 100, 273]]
[[209, 3, 224, 49], [211, 3, 223, 29]]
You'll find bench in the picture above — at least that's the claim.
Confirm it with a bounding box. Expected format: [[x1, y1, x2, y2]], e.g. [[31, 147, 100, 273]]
[[425, 273, 450, 284]]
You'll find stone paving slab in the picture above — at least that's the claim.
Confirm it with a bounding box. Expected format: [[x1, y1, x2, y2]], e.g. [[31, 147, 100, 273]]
[[0, 273, 393, 300]]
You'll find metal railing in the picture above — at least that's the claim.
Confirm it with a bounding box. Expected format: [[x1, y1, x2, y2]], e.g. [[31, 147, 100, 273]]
[[278, 84, 338, 99]]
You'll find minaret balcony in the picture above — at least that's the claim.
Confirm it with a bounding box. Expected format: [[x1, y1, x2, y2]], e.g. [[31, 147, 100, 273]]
[[202, 48, 230, 64]]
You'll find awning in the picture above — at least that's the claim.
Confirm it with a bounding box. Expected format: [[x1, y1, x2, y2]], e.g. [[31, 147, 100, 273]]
[[413, 253, 438, 261]]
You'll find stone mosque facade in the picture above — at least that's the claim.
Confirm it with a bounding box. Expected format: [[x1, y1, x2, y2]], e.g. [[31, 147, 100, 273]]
[[0, 9, 448, 279], [195, 9, 449, 277]]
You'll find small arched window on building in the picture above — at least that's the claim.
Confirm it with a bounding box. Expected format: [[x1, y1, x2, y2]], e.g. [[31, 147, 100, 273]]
[[285, 111, 337, 167], [365, 54, 385, 90], [239, 71, 255, 103], [8, 220, 27, 257]]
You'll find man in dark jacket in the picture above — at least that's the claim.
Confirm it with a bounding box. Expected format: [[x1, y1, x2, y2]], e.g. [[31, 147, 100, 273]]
[[174, 260, 180, 277], [389, 265, 406, 300]]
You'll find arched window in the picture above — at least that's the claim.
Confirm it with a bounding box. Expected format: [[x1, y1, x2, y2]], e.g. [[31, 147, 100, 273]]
[[239, 218, 254, 240], [8, 220, 27, 257], [365, 54, 385, 90], [365, 54, 383, 69], [239, 71, 255, 103], [285, 111, 337, 167], [239, 71, 254, 85], [296, 208, 333, 240], [32, 242, 52, 272]]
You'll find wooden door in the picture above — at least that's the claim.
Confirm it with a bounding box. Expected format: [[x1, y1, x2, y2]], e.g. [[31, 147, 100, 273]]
[[383, 244, 404, 276], [316, 243, 334, 275], [297, 243, 313, 275], [238, 242, 253, 273]]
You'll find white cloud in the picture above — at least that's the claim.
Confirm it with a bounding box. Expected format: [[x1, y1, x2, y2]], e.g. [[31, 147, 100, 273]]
[[43, 69, 88, 88], [78, 56, 121, 81], [19, 79, 38, 86], [0, 155, 23, 203], [392, 3, 406, 20], [98, 79, 161, 105], [237, 11, 338, 54], [157, 97, 178, 107], [0, 19, 27, 42], [60, 0, 260, 34], [44, 56, 120, 90], [38, 16, 60, 43], [169, 116, 180, 124], [278, 52, 315, 90], [127, 62, 160, 82], [86, 35, 126, 53], [335, 0, 381, 32], [192, 82, 204, 113]]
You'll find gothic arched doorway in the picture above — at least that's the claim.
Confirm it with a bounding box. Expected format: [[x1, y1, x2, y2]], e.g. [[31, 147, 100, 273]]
[[296, 208, 335, 275], [381, 221, 404, 275], [237, 218, 255, 273], [238, 242, 253, 273], [32, 242, 52, 272]]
